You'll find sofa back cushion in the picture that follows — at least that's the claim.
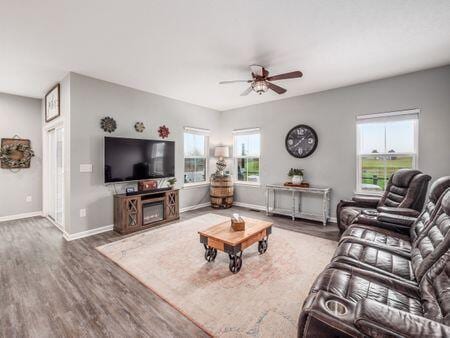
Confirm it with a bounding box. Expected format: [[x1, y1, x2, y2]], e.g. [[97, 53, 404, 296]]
[[420, 250, 450, 325], [378, 169, 430, 212], [410, 179, 450, 242], [411, 191, 450, 281]]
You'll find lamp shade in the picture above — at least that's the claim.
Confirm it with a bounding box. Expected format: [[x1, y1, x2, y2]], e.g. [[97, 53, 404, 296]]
[[214, 146, 229, 158]]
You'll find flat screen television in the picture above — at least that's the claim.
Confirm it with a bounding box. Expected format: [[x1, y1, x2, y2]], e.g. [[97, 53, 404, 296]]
[[104, 137, 175, 183]]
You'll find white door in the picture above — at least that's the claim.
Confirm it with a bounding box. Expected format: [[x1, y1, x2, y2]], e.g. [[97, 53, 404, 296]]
[[47, 127, 64, 226]]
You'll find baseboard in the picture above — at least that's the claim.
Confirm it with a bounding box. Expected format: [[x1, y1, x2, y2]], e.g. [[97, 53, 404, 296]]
[[233, 201, 266, 211], [0, 211, 43, 223], [64, 224, 114, 241], [180, 202, 211, 213]]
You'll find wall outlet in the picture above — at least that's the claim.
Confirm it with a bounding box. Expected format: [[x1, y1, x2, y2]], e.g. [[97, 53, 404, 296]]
[[26, 196, 32, 202], [80, 164, 93, 173], [79, 209, 86, 217]]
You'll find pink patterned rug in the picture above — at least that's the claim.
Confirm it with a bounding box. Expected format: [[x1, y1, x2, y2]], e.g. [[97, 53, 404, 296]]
[[96, 213, 337, 337]]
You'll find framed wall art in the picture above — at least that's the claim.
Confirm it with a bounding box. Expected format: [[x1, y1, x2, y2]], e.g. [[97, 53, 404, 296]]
[[45, 83, 60, 122]]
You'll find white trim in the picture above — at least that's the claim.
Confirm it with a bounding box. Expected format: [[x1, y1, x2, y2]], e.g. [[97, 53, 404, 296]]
[[0, 211, 43, 223], [180, 202, 210, 213], [182, 182, 210, 189], [232, 127, 260, 134], [233, 202, 266, 211], [356, 108, 420, 121], [183, 126, 211, 134], [63, 224, 114, 241], [234, 182, 261, 188]]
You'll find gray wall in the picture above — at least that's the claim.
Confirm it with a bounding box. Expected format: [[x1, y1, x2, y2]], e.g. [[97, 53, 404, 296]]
[[68, 73, 221, 234], [0, 93, 42, 217], [219, 66, 450, 217]]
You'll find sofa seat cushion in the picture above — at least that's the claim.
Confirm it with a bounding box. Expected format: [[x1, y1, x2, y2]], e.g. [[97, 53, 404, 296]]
[[341, 224, 412, 252], [333, 241, 415, 282], [310, 266, 423, 315]]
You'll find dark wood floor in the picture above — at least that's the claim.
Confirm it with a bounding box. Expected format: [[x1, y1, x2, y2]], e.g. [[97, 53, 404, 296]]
[[0, 206, 338, 337]]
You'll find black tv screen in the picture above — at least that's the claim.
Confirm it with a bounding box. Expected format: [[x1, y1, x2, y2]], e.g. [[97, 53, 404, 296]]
[[104, 137, 175, 183]]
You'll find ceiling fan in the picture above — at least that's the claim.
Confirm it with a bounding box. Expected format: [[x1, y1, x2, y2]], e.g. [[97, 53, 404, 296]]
[[219, 65, 303, 96]]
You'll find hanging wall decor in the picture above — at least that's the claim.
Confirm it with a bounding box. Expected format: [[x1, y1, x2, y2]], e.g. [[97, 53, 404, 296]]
[[45, 83, 60, 122], [0, 137, 35, 169], [100, 116, 117, 133], [158, 125, 170, 139], [134, 122, 145, 133]]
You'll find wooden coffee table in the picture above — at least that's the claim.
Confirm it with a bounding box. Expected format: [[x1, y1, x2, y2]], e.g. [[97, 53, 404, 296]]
[[198, 217, 273, 273]]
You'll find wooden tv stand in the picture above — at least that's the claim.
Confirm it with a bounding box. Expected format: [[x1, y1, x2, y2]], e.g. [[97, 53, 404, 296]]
[[113, 189, 179, 235]]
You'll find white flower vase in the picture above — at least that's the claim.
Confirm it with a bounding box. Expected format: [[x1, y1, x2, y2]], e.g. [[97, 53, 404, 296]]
[[292, 175, 303, 185]]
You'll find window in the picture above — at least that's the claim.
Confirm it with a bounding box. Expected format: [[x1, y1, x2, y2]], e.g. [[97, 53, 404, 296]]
[[356, 110, 419, 193], [233, 128, 260, 184], [184, 128, 209, 185]]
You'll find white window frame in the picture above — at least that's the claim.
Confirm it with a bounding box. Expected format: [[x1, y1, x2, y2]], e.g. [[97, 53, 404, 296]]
[[183, 127, 210, 187], [356, 109, 419, 195], [233, 128, 261, 186]]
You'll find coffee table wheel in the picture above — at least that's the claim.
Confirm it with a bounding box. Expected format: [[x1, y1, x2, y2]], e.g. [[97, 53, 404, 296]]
[[258, 237, 268, 254], [229, 253, 242, 274], [204, 246, 217, 262]]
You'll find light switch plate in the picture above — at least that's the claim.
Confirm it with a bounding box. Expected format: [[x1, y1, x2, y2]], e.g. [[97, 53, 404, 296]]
[[26, 196, 32, 202], [80, 209, 86, 217], [80, 164, 93, 173]]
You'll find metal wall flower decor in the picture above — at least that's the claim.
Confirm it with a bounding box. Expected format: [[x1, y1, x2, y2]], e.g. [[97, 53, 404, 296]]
[[100, 117, 117, 133], [134, 122, 145, 133], [158, 125, 170, 139]]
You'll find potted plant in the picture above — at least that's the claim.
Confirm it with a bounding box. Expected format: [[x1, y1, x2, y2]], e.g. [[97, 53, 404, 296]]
[[167, 177, 177, 188], [288, 168, 304, 185]]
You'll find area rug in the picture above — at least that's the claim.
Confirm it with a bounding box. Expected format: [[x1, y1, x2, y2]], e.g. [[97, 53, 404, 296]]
[[96, 213, 337, 337]]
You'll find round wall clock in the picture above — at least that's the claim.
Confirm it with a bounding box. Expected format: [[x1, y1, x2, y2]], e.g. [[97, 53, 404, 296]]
[[285, 124, 318, 158]]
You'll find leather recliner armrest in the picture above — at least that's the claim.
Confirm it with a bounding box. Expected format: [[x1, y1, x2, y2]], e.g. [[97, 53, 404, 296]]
[[354, 299, 450, 338], [350, 195, 381, 208], [355, 213, 413, 235], [377, 206, 420, 217], [377, 213, 416, 227]]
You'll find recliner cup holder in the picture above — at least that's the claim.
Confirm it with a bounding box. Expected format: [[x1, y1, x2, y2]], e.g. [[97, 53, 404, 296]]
[[325, 300, 348, 316]]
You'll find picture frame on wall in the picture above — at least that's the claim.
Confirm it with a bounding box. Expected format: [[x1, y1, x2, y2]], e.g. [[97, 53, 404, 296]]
[[45, 83, 60, 122]]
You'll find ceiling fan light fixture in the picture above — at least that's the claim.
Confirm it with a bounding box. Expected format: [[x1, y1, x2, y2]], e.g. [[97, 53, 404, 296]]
[[252, 80, 268, 95]]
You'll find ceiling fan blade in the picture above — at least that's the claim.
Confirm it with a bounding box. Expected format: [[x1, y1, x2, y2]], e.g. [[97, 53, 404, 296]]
[[267, 82, 287, 94], [219, 80, 252, 84], [250, 64, 264, 77], [267, 71, 303, 81], [240, 86, 253, 96]]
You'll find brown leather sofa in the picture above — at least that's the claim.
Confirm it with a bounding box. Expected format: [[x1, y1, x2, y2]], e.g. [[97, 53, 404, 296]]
[[337, 169, 431, 234], [298, 179, 450, 338]]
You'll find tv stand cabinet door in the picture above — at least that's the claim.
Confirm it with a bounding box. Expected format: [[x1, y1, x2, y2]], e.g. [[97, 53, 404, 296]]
[[117, 196, 142, 233], [165, 190, 179, 221]]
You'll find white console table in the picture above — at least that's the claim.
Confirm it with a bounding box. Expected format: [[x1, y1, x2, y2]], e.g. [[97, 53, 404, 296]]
[[265, 184, 331, 226]]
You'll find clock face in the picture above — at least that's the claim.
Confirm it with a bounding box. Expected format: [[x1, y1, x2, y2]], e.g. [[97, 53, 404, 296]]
[[285, 124, 318, 158]]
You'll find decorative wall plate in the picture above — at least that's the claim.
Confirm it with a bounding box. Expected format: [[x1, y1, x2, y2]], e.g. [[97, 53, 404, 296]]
[[101, 117, 117, 133], [0, 138, 35, 169], [135, 122, 145, 133], [158, 125, 170, 139]]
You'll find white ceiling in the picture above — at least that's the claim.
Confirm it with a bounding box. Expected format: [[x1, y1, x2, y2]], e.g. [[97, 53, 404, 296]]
[[1, 1, 449, 111]]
